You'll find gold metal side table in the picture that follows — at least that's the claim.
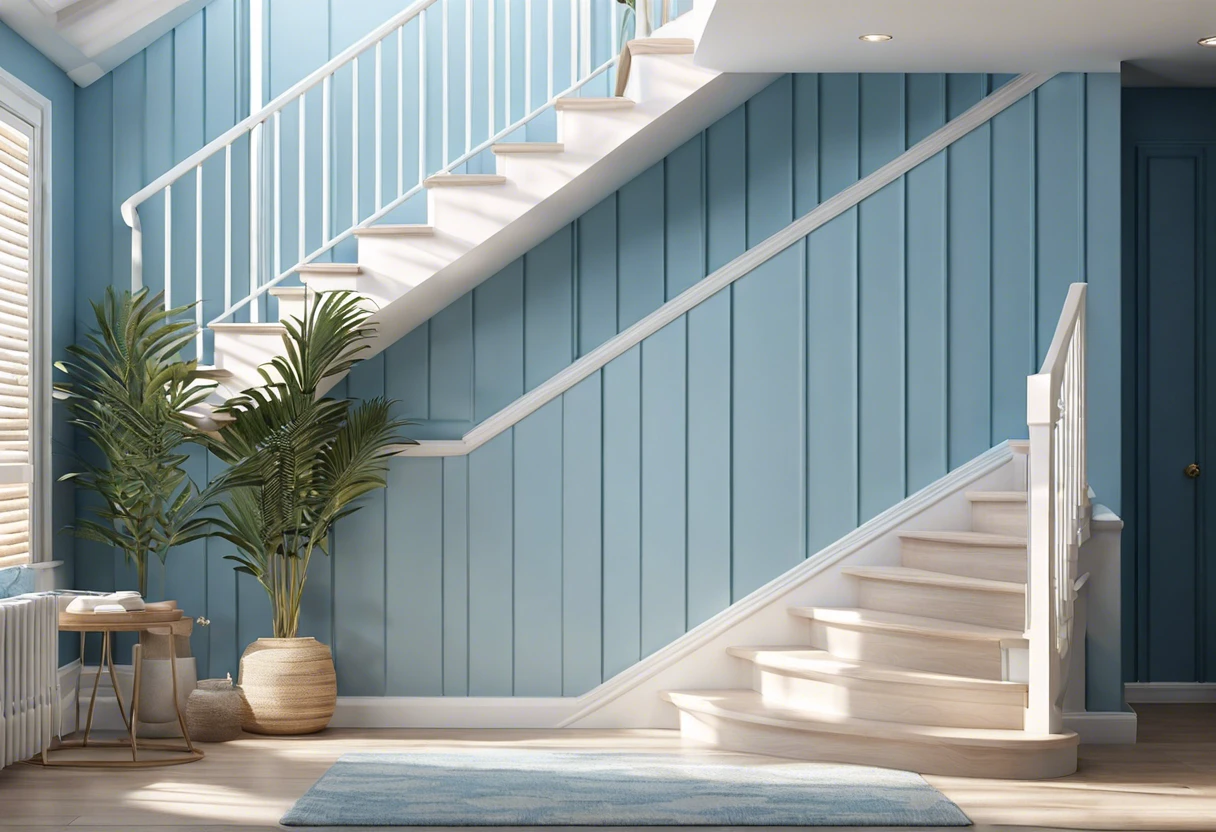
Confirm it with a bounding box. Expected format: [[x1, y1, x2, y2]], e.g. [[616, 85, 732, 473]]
[[36, 609, 204, 768]]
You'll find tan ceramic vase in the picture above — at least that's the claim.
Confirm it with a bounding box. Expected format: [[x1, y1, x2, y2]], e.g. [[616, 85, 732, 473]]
[[237, 637, 337, 735]]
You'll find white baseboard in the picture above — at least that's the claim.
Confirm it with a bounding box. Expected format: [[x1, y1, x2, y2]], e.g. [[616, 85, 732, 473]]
[[1125, 683, 1216, 703], [331, 697, 580, 729], [1063, 710, 1138, 744]]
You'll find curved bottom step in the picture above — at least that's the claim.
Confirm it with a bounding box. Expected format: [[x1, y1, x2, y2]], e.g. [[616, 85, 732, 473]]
[[663, 690, 1077, 780]]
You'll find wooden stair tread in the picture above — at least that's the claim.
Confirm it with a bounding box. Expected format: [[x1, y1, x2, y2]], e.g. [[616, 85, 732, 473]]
[[966, 491, 1027, 502], [492, 142, 565, 154], [627, 37, 696, 56], [842, 565, 1025, 593], [899, 530, 1027, 547], [268, 286, 310, 297], [209, 322, 286, 333], [725, 646, 1026, 693], [353, 224, 435, 237], [295, 263, 362, 275], [662, 690, 1075, 749], [554, 97, 635, 111], [791, 606, 1026, 643], [423, 173, 508, 187], [193, 365, 234, 380]]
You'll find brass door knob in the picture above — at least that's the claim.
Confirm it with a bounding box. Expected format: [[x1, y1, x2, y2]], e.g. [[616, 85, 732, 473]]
[[1185, 463, 1201, 479]]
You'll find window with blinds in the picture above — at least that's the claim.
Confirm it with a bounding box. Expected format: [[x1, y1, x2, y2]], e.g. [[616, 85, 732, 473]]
[[0, 111, 33, 569]]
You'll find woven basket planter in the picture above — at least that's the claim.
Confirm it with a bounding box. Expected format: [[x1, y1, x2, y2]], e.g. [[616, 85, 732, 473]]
[[238, 638, 337, 735], [186, 678, 246, 742]]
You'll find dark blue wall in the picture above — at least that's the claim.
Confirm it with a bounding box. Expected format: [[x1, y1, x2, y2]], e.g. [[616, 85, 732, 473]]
[[1123, 87, 1216, 684]]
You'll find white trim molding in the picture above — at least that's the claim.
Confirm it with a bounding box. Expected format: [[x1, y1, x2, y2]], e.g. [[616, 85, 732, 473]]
[[0, 67, 53, 567], [1063, 711, 1138, 744], [332, 697, 581, 729], [398, 72, 1056, 459], [1125, 683, 1216, 704]]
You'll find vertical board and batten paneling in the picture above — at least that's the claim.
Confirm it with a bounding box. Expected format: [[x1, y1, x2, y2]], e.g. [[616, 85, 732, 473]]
[[76, 69, 1119, 690]]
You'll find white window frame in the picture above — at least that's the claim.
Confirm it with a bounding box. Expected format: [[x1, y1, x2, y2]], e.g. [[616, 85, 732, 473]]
[[0, 67, 52, 566]]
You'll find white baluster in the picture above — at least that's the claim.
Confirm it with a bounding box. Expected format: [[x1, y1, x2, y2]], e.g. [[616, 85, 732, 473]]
[[274, 110, 282, 282], [322, 75, 331, 243], [250, 122, 262, 323], [465, 0, 473, 155], [489, 0, 496, 138], [419, 9, 428, 180], [525, 0, 533, 113], [195, 165, 203, 358], [397, 25, 405, 198], [299, 94, 307, 263], [164, 185, 172, 310], [375, 41, 383, 211], [352, 56, 360, 226], [547, 0, 554, 100], [442, 0, 450, 164], [504, 0, 510, 126], [224, 144, 232, 312], [570, 0, 577, 87]]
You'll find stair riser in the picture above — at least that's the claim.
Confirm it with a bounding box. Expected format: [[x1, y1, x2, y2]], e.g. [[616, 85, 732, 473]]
[[675, 708, 1076, 780], [494, 152, 586, 184], [557, 107, 650, 152], [354, 235, 466, 289], [752, 668, 1025, 729], [623, 53, 716, 107], [807, 621, 1005, 680], [213, 331, 289, 380], [971, 502, 1028, 536], [900, 539, 1027, 583], [273, 296, 310, 322], [426, 185, 534, 243], [856, 578, 1025, 631]]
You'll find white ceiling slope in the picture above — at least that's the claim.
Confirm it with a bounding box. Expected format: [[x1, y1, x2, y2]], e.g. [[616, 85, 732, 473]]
[[0, 0, 208, 86], [695, 0, 1216, 87]]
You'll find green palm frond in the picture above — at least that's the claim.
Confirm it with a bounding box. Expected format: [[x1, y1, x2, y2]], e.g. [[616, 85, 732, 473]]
[[207, 291, 412, 638], [58, 287, 222, 596]]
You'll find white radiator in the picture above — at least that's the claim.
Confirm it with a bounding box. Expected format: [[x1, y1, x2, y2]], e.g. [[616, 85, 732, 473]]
[[0, 593, 58, 767]]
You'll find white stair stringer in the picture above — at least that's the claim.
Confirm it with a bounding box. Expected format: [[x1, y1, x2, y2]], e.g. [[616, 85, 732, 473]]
[[654, 451, 1079, 779], [208, 19, 778, 394]]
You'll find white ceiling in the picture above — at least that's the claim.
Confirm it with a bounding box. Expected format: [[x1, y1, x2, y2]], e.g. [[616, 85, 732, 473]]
[[694, 0, 1216, 86], [0, 0, 208, 86]]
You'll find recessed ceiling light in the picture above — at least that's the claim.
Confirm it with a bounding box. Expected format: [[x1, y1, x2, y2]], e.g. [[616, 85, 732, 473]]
[[1200, 36, 1216, 47], [859, 33, 893, 43]]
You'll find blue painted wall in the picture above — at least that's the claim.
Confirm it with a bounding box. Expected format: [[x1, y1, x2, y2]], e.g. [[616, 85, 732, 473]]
[[1122, 88, 1216, 685], [72, 69, 1120, 693], [0, 22, 76, 579]]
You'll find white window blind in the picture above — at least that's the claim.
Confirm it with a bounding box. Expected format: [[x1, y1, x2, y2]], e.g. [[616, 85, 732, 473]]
[[0, 110, 33, 568]]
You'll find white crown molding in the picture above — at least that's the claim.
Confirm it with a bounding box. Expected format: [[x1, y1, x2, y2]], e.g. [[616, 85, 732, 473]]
[[1125, 683, 1216, 704], [0, 0, 208, 88], [398, 72, 1056, 459]]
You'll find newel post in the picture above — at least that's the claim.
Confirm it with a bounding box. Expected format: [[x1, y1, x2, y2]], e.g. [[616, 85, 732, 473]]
[[1026, 372, 1060, 735]]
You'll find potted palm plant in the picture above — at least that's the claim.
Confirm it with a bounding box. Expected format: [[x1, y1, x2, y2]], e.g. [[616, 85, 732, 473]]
[[208, 292, 410, 734], [57, 287, 222, 597], [57, 287, 226, 736]]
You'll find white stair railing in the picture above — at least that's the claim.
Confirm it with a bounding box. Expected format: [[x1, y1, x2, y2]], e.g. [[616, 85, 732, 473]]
[[1025, 282, 1089, 735], [120, 0, 629, 359]]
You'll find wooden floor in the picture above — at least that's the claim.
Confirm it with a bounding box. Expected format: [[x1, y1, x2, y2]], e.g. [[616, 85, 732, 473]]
[[0, 704, 1212, 831]]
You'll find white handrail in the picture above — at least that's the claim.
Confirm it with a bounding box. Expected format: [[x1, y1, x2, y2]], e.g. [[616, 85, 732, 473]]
[[1025, 282, 1088, 736], [121, 0, 615, 341]]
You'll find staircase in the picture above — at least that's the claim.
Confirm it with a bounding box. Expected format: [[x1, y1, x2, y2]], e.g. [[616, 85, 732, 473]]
[[119, 2, 774, 413], [662, 479, 1081, 779]]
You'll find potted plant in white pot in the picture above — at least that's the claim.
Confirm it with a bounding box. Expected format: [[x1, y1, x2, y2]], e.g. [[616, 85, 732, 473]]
[[57, 288, 228, 735], [207, 291, 410, 734]]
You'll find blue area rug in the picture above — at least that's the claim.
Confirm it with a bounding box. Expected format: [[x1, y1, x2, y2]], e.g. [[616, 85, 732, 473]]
[[280, 750, 971, 826]]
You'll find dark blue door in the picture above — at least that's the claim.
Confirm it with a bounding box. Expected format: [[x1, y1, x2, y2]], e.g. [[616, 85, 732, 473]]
[[1132, 143, 1216, 682]]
